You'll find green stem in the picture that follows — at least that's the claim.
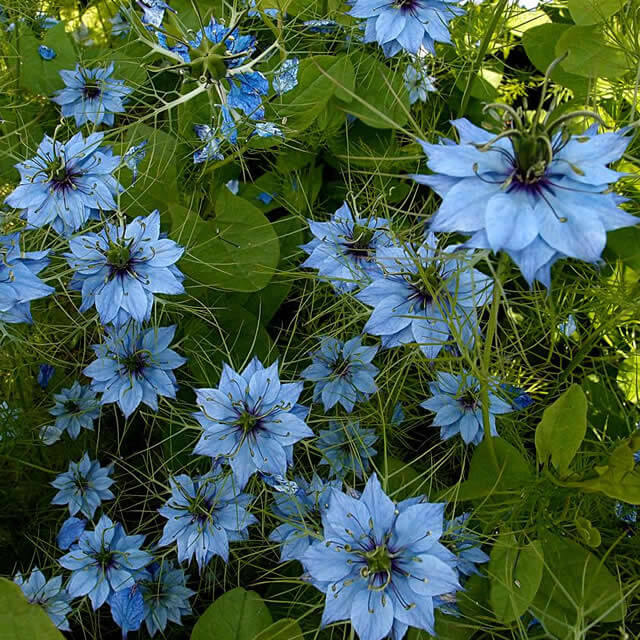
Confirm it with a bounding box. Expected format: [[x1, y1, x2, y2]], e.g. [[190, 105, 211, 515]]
[[458, 0, 509, 119]]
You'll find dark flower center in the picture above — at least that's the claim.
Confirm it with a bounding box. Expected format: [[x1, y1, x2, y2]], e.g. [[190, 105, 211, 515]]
[[235, 409, 260, 434], [95, 548, 115, 570], [512, 134, 551, 186], [83, 81, 102, 99], [121, 350, 150, 376], [106, 242, 135, 277], [331, 356, 352, 378], [458, 390, 479, 410], [64, 400, 80, 413], [393, 0, 418, 9], [47, 157, 76, 190], [408, 266, 442, 308], [342, 225, 375, 260]]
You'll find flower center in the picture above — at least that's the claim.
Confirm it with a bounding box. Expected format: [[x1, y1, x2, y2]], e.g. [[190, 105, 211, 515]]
[[64, 400, 80, 414], [235, 409, 260, 434], [47, 157, 75, 189], [96, 548, 115, 570], [83, 81, 102, 99], [365, 544, 392, 574], [393, 0, 418, 9], [512, 134, 551, 186], [408, 265, 441, 307], [106, 242, 134, 277], [458, 390, 478, 410], [343, 225, 375, 260], [331, 357, 352, 379], [121, 351, 150, 376]]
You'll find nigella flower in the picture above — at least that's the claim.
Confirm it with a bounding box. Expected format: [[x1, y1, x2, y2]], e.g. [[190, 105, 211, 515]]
[[123, 141, 147, 183], [356, 234, 493, 357], [158, 471, 257, 569], [40, 381, 101, 445], [558, 314, 577, 337], [65, 210, 185, 327], [253, 122, 283, 138], [269, 474, 342, 562], [38, 45, 56, 60], [83, 324, 186, 418], [110, 12, 130, 37], [300, 201, 394, 293], [420, 371, 514, 445], [52, 64, 133, 127], [316, 421, 378, 479], [444, 514, 489, 577], [301, 474, 461, 640], [272, 58, 299, 95], [410, 112, 637, 288], [14, 569, 73, 631], [37, 363, 55, 388], [0, 232, 54, 324], [58, 516, 88, 550], [349, 0, 464, 57], [301, 336, 379, 413], [404, 63, 436, 104], [193, 124, 224, 164], [138, 561, 195, 636], [59, 515, 152, 610], [4, 132, 122, 235], [193, 357, 313, 488], [138, 0, 174, 27], [51, 452, 115, 519], [499, 383, 533, 411]]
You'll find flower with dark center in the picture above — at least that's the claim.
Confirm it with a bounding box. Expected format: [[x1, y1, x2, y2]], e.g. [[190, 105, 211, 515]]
[[316, 420, 378, 479], [301, 474, 461, 640], [193, 357, 313, 488], [14, 569, 72, 631]]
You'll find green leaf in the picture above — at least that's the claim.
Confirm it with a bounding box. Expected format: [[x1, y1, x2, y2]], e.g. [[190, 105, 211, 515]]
[[254, 619, 304, 640], [568, 0, 627, 25], [530, 533, 625, 638], [455, 65, 503, 102], [606, 227, 640, 271], [556, 25, 627, 79], [0, 578, 65, 639], [191, 588, 273, 640], [171, 191, 280, 292], [489, 534, 544, 623], [535, 384, 587, 475], [617, 354, 640, 404]]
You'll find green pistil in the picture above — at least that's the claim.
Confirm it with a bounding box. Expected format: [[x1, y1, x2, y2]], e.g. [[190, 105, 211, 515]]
[[47, 157, 68, 183], [95, 548, 114, 569], [106, 242, 133, 270], [235, 411, 259, 434], [345, 225, 375, 258], [121, 351, 148, 375], [190, 39, 228, 81], [364, 545, 392, 574]]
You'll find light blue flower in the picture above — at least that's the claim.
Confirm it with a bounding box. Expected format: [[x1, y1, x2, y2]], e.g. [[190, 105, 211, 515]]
[[558, 314, 577, 337], [0, 233, 53, 324], [272, 58, 299, 95], [253, 121, 283, 138], [14, 569, 73, 631], [269, 474, 342, 562], [158, 471, 257, 569], [59, 515, 152, 610], [57, 516, 87, 550], [65, 210, 185, 327], [109, 584, 144, 639], [301, 336, 379, 413], [301, 201, 394, 293], [38, 45, 56, 60], [356, 234, 493, 357], [301, 474, 461, 640], [138, 0, 174, 27], [123, 140, 147, 183], [410, 118, 637, 288], [5, 132, 122, 235], [444, 513, 489, 577], [349, 0, 464, 57], [83, 324, 186, 418], [51, 452, 115, 519], [53, 64, 133, 127], [316, 420, 377, 479], [41, 381, 100, 444], [193, 124, 224, 163], [404, 63, 436, 104], [193, 357, 313, 488], [420, 371, 513, 445]]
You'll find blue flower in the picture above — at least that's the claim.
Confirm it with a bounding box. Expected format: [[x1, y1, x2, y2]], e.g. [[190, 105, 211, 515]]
[[253, 121, 283, 138], [110, 12, 130, 37], [444, 514, 489, 577], [193, 357, 313, 487], [356, 234, 493, 357], [558, 314, 577, 337], [404, 63, 436, 104], [420, 371, 513, 445], [316, 421, 377, 479], [123, 140, 147, 183], [272, 58, 299, 95], [193, 124, 225, 163], [349, 0, 464, 57], [301, 336, 379, 413], [138, 561, 194, 637], [269, 474, 342, 562], [0, 232, 54, 324], [109, 584, 144, 639], [14, 569, 73, 631], [41, 381, 100, 444], [83, 324, 186, 418], [228, 70, 269, 120], [53, 64, 133, 127], [303, 19, 339, 32], [51, 452, 115, 519], [246, 0, 280, 18], [615, 502, 637, 527], [499, 382, 533, 410], [59, 515, 152, 610], [57, 516, 88, 550], [301, 201, 394, 293], [301, 474, 461, 640], [38, 45, 56, 60], [37, 363, 55, 388], [138, 0, 174, 27], [158, 471, 257, 569], [410, 118, 637, 288], [5, 132, 122, 235], [65, 210, 185, 327]]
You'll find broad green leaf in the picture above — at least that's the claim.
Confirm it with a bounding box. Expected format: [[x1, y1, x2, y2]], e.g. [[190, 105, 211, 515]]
[[530, 533, 625, 638], [556, 26, 627, 79], [617, 354, 640, 404], [0, 578, 65, 640], [606, 228, 640, 271], [191, 588, 273, 640], [171, 192, 280, 292], [455, 65, 503, 102], [568, 0, 627, 25], [489, 534, 544, 623], [254, 619, 304, 640], [535, 384, 587, 475]]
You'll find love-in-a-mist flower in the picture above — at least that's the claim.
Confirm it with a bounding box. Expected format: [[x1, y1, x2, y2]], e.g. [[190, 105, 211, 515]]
[[4, 132, 122, 235], [0, 233, 54, 324], [444, 513, 489, 578], [193, 357, 313, 487], [301, 202, 394, 293], [349, 0, 464, 57], [53, 64, 132, 127], [272, 58, 299, 95], [302, 474, 461, 640], [420, 371, 513, 445], [193, 124, 224, 163], [158, 471, 257, 570], [269, 474, 342, 562], [138, 560, 195, 637], [138, 0, 174, 27], [301, 336, 379, 413], [410, 111, 637, 287], [404, 63, 436, 104], [83, 324, 186, 418], [51, 452, 115, 519], [66, 210, 185, 327], [316, 421, 378, 479], [14, 569, 73, 631], [356, 234, 492, 357], [59, 515, 152, 610]]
